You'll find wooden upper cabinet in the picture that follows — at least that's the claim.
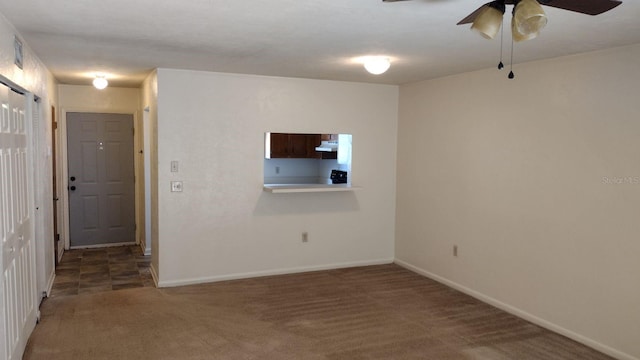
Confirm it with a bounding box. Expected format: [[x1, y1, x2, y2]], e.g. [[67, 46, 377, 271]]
[[269, 133, 290, 158], [306, 134, 322, 159], [269, 133, 322, 159], [321, 134, 338, 141], [289, 134, 310, 157]]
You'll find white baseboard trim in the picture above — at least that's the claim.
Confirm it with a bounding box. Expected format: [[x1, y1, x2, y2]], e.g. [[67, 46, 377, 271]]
[[150, 263, 159, 288], [139, 241, 151, 256], [45, 271, 56, 297], [69, 241, 136, 250], [157, 258, 394, 288], [394, 259, 638, 360]]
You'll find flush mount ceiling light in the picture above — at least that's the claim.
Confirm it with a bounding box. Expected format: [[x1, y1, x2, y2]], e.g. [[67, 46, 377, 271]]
[[92, 75, 108, 90], [363, 56, 391, 75]]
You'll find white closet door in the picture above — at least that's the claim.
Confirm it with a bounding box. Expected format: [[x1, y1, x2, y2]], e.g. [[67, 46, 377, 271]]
[[0, 83, 37, 360]]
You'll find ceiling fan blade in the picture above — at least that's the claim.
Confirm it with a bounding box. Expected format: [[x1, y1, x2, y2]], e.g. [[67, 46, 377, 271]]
[[539, 0, 622, 15], [457, 4, 491, 25]]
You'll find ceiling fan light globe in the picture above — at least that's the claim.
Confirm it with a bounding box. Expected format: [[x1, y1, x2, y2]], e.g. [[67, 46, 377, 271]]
[[514, 0, 548, 35], [471, 5, 504, 39], [511, 16, 539, 42]]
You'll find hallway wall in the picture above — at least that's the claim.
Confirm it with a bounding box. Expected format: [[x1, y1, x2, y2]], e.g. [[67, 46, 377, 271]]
[[0, 11, 58, 298]]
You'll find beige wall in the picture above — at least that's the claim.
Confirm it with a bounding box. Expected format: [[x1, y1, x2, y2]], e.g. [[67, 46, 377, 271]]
[[58, 85, 140, 112], [0, 11, 58, 297], [57, 85, 141, 250], [155, 69, 398, 286], [395, 44, 640, 360]]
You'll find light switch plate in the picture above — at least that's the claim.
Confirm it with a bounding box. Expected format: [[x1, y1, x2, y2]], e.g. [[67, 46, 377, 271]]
[[171, 161, 179, 172], [171, 181, 183, 192]]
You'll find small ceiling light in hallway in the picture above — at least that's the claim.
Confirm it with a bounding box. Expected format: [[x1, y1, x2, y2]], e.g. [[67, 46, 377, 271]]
[[93, 74, 108, 90]]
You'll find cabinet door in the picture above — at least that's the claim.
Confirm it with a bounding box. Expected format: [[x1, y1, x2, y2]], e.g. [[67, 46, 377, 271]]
[[270, 133, 290, 158], [269, 133, 322, 159], [288, 134, 309, 158], [307, 134, 322, 159]]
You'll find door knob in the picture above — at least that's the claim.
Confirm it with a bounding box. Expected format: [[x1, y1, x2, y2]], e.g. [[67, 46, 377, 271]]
[[69, 186, 76, 191], [70, 176, 76, 181]]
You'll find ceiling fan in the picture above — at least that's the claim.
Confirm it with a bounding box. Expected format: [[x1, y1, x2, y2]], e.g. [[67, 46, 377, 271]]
[[383, 0, 622, 41], [454, 0, 622, 26], [383, 0, 622, 78]]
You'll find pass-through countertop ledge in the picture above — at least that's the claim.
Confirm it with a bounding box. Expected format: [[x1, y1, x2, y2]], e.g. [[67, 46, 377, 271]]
[[263, 184, 360, 193]]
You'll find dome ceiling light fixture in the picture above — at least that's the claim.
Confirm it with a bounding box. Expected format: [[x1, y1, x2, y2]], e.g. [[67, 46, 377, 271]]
[[383, 0, 623, 78], [363, 56, 391, 75], [92, 74, 108, 90]]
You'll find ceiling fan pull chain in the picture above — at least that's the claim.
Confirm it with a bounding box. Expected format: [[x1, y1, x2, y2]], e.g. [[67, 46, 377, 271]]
[[508, 35, 515, 79], [498, 18, 505, 70]]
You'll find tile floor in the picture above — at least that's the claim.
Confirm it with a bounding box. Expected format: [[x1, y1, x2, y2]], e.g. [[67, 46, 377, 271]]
[[50, 245, 154, 297]]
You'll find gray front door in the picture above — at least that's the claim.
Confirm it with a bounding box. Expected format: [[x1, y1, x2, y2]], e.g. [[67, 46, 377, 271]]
[[67, 112, 135, 247]]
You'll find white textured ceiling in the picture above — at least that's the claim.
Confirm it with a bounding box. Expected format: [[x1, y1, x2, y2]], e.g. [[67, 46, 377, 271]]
[[1, 0, 639, 87]]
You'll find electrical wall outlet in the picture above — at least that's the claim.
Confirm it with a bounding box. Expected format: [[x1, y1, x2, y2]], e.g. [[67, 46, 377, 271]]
[[171, 181, 183, 192], [302, 232, 308, 243]]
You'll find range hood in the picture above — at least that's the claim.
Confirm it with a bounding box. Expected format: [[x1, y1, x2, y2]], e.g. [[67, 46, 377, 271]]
[[315, 140, 338, 152]]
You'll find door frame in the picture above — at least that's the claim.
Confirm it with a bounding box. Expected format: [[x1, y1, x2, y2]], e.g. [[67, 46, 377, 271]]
[[59, 108, 140, 250], [51, 105, 59, 264], [142, 107, 152, 256]]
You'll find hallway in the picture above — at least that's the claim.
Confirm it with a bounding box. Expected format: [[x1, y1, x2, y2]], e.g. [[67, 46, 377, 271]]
[[50, 246, 153, 297]]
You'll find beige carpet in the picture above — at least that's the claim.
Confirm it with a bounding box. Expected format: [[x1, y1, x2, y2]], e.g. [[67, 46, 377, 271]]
[[24, 264, 612, 360]]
